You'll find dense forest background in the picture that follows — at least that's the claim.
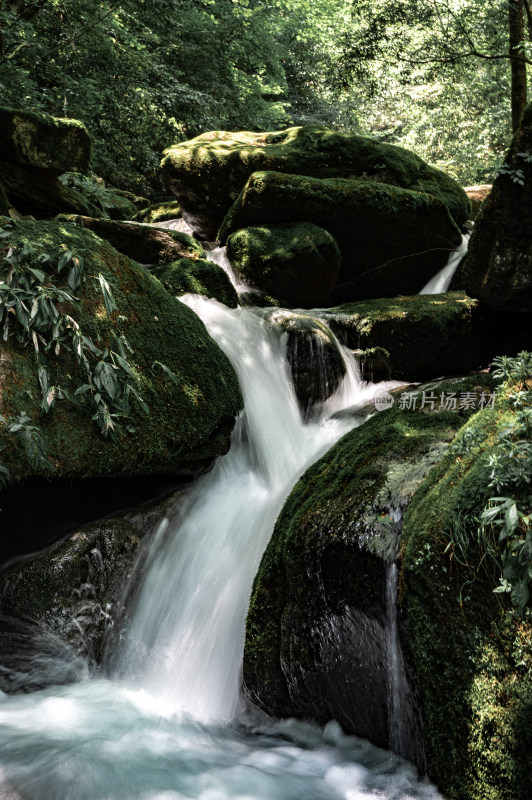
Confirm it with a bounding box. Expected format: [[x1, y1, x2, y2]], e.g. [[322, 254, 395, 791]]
[[0, 0, 529, 196]]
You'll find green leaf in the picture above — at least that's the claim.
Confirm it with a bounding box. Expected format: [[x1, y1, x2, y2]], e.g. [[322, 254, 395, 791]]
[[97, 273, 118, 317]]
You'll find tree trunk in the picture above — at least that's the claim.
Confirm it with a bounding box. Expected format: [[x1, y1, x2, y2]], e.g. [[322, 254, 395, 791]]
[[509, 0, 528, 132]]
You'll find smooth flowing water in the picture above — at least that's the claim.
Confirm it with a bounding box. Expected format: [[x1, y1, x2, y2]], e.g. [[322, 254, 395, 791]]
[[419, 234, 470, 294], [0, 286, 443, 800]]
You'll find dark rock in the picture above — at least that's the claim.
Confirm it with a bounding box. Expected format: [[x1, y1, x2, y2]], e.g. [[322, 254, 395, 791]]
[[161, 125, 470, 238], [220, 172, 462, 298], [58, 173, 139, 220], [320, 292, 491, 382], [0, 107, 91, 174], [243, 373, 495, 768], [462, 105, 532, 312], [226, 222, 341, 308], [55, 215, 205, 264], [0, 160, 101, 218], [153, 257, 238, 308], [265, 309, 346, 412]]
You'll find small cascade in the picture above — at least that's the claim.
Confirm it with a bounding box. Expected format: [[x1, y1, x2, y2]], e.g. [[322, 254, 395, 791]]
[[419, 233, 470, 294]]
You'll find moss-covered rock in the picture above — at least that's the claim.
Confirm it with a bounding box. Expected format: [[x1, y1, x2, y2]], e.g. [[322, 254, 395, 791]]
[[321, 292, 491, 381], [0, 107, 91, 174], [153, 257, 238, 308], [220, 172, 462, 297], [161, 125, 470, 238], [58, 173, 139, 220], [0, 490, 180, 688], [226, 222, 341, 308], [401, 390, 532, 799], [55, 215, 205, 264], [243, 373, 495, 768], [462, 105, 532, 312], [134, 201, 181, 224], [0, 160, 101, 218], [0, 219, 242, 483]]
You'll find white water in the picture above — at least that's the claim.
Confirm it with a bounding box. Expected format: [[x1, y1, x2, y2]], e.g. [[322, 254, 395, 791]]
[[0, 292, 443, 800], [419, 234, 470, 294]]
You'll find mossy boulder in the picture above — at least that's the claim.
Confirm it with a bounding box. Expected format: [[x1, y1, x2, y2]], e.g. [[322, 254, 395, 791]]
[[0, 160, 101, 218], [243, 373, 495, 767], [462, 105, 532, 312], [0, 107, 91, 174], [134, 201, 181, 224], [264, 309, 347, 413], [55, 216, 205, 265], [0, 219, 242, 484], [226, 222, 341, 308], [153, 257, 238, 308], [58, 173, 139, 220], [321, 292, 491, 382], [220, 172, 462, 298], [0, 490, 180, 689], [401, 389, 532, 799], [161, 125, 470, 238]]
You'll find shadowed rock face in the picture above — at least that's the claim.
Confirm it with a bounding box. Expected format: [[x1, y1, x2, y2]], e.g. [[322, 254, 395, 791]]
[[462, 104, 532, 312], [243, 373, 495, 771], [161, 125, 470, 239]]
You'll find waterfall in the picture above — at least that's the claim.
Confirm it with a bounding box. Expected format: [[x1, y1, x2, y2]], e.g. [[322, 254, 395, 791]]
[[385, 508, 406, 756], [419, 233, 470, 294], [0, 268, 443, 798]]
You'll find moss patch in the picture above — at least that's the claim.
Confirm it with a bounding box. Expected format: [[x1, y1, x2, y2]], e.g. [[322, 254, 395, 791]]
[[0, 219, 242, 482], [134, 201, 181, 224]]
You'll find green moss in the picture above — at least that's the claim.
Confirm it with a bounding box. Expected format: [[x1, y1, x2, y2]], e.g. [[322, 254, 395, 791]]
[[161, 126, 470, 238], [321, 292, 490, 381], [244, 374, 495, 719], [55, 215, 205, 264], [226, 222, 341, 308], [0, 106, 91, 174], [402, 392, 532, 799], [134, 201, 181, 224], [153, 257, 238, 308], [0, 219, 242, 482]]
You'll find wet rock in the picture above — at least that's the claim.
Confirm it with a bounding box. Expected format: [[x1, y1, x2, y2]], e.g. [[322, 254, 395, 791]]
[[266, 309, 347, 412], [220, 172, 462, 298], [243, 373, 495, 768], [462, 105, 532, 312], [161, 125, 470, 239], [226, 222, 341, 308]]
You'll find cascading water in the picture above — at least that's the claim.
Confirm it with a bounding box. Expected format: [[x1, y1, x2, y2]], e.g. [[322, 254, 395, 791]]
[[419, 233, 470, 294], [0, 261, 444, 799]]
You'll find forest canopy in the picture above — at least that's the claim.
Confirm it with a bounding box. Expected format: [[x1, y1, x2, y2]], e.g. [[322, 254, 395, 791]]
[[0, 0, 528, 195]]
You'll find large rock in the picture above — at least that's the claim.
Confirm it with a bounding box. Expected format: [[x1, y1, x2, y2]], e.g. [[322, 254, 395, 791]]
[[320, 292, 491, 381], [243, 373, 495, 767], [0, 160, 101, 218], [0, 107, 91, 174], [226, 222, 341, 308], [0, 490, 181, 689], [462, 105, 532, 312], [161, 126, 470, 238], [134, 201, 181, 224], [402, 382, 532, 799], [153, 258, 238, 308], [56, 216, 205, 264], [0, 219, 242, 485], [220, 172, 462, 297]]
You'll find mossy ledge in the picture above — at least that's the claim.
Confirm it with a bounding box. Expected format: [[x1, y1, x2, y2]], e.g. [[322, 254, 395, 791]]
[[0, 219, 243, 483]]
